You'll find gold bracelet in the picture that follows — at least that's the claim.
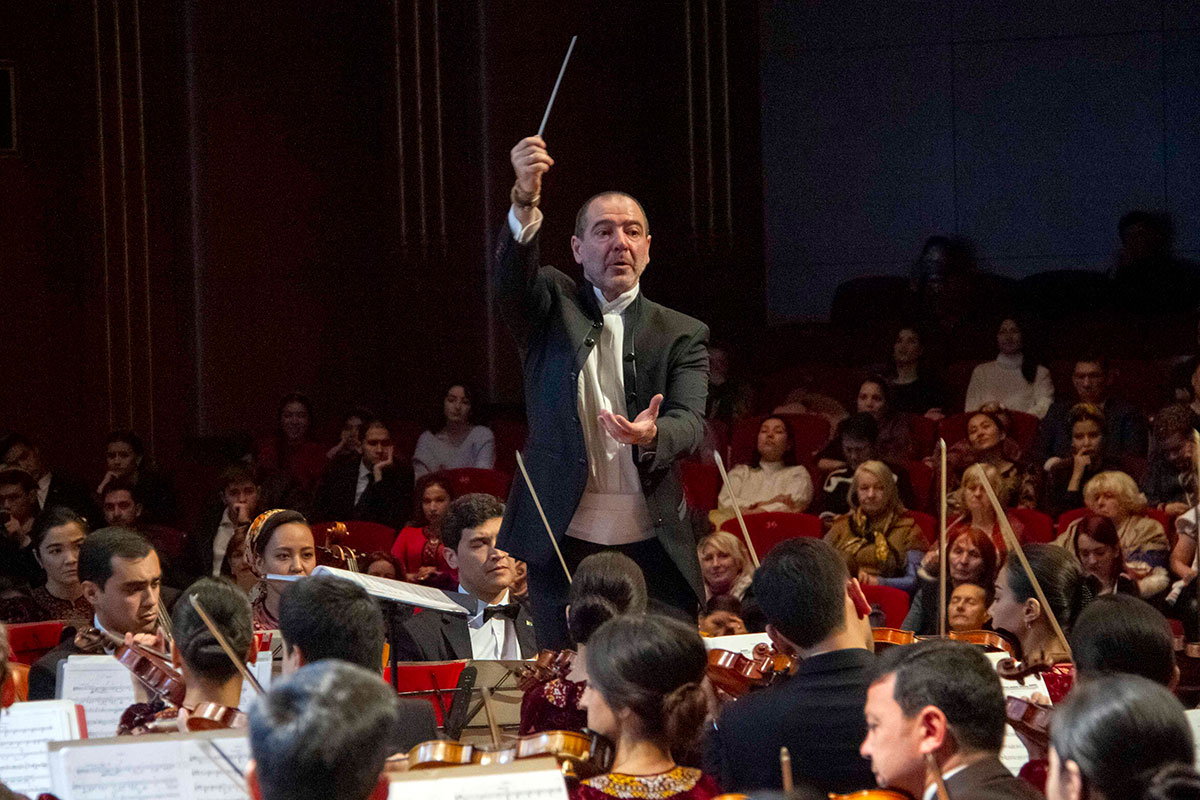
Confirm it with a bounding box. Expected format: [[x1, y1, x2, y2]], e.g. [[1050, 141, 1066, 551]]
[[510, 183, 541, 209]]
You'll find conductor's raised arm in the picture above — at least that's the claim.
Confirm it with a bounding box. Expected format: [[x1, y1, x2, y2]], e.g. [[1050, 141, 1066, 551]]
[[495, 136, 556, 347]]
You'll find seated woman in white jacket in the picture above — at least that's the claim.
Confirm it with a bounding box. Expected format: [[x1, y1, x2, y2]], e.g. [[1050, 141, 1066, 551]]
[[710, 416, 813, 528], [412, 382, 495, 480], [964, 317, 1054, 418]]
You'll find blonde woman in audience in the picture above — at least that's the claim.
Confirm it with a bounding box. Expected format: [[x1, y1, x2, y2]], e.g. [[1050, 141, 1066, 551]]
[[1054, 470, 1169, 598], [711, 416, 812, 527], [696, 531, 754, 601], [825, 460, 927, 593], [964, 317, 1054, 418], [946, 463, 1027, 562]]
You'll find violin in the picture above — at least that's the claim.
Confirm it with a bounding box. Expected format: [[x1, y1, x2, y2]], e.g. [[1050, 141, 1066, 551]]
[[706, 648, 767, 698], [1005, 696, 1052, 750], [403, 727, 614, 779], [751, 642, 798, 681], [995, 657, 1056, 682], [113, 639, 187, 708], [187, 702, 249, 731], [517, 649, 577, 692], [319, 521, 365, 572], [872, 628, 918, 650], [871, 627, 1015, 656], [828, 791, 915, 800]]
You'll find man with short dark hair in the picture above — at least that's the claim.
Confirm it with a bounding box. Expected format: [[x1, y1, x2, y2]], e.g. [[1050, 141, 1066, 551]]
[[101, 481, 144, 528], [861, 639, 1040, 800], [184, 463, 261, 583], [706, 538, 876, 794], [29, 527, 165, 699], [1071, 594, 1177, 689], [2, 433, 100, 523], [1142, 403, 1196, 516], [1033, 357, 1148, 467], [392, 493, 536, 661], [314, 419, 410, 525], [0, 468, 43, 586], [247, 660, 401, 800]]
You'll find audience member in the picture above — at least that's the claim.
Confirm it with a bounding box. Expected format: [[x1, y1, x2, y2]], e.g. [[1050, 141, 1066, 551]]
[[825, 461, 927, 593], [389, 473, 457, 589], [362, 551, 398, 579], [28, 507, 91, 626], [186, 463, 261, 583], [698, 594, 748, 637], [243, 509, 317, 630], [696, 530, 754, 602], [1110, 208, 1200, 315], [964, 317, 1054, 418], [707, 538, 875, 794], [902, 526, 996, 635], [314, 417, 411, 525], [701, 341, 755, 457], [1054, 516, 1141, 598], [246, 660, 402, 800], [945, 409, 1034, 508], [2, 434, 99, 522], [1071, 594, 1177, 689], [1166, 505, 1200, 640], [1041, 404, 1133, 518], [325, 406, 373, 462], [412, 382, 496, 479], [818, 378, 913, 470], [946, 463, 1027, 562], [711, 416, 813, 527], [0, 577, 40, 624], [1034, 357, 1148, 465], [1142, 404, 1196, 515], [29, 527, 165, 699], [0, 468, 43, 587], [906, 235, 999, 363], [96, 430, 178, 525], [882, 326, 947, 419], [575, 615, 718, 800], [254, 393, 327, 497], [392, 494, 535, 661], [276, 573, 438, 749], [100, 480, 143, 528], [861, 639, 1041, 800], [820, 413, 917, 519], [948, 583, 991, 631]]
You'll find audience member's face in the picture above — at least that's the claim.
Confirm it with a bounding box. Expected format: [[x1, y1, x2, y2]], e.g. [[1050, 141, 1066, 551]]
[[84, 551, 162, 635], [105, 441, 140, 478], [421, 483, 451, 527], [256, 523, 317, 582], [967, 414, 1003, 452], [756, 418, 789, 463], [578, 681, 619, 741], [1072, 361, 1107, 403], [1076, 534, 1120, 586], [699, 610, 747, 637], [893, 329, 921, 366], [1089, 488, 1124, 521], [843, 436, 874, 469], [1071, 420, 1103, 458], [443, 386, 472, 425], [1162, 433, 1193, 473], [996, 318, 1023, 355], [857, 381, 886, 417], [102, 489, 142, 527], [227, 530, 258, 592], [360, 424, 392, 468], [0, 482, 36, 525], [948, 584, 989, 631], [446, 517, 512, 600], [856, 470, 888, 516], [36, 522, 86, 591], [962, 477, 991, 515], [860, 675, 925, 797], [700, 544, 739, 594], [571, 195, 651, 300], [366, 558, 396, 580], [341, 415, 365, 448], [949, 535, 985, 584], [988, 567, 1025, 640], [223, 480, 260, 520], [4, 443, 45, 481], [279, 401, 310, 442]]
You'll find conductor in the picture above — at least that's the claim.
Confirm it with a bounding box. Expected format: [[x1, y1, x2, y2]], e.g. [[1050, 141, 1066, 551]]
[[495, 136, 709, 649]]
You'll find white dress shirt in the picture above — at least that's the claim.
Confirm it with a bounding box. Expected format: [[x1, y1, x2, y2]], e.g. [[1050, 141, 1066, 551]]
[[354, 460, 370, 505], [922, 765, 968, 800], [37, 472, 51, 508], [211, 508, 236, 577], [508, 208, 654, 547], [462, 586, 521, 661]]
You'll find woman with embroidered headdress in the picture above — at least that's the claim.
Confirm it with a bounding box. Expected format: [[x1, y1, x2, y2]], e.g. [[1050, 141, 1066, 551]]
[[242, 509, 316, 630]]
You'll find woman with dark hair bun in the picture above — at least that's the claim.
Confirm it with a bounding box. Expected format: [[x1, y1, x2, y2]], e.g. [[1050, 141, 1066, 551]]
[[1048, 674, 1200, 800], [28, 507, 91, 625], [574, 615, 719, 800]]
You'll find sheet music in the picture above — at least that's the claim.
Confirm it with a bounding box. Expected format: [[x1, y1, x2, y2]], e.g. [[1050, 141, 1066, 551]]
[[60, 656, 137, 738], [387, 761, 567, 800], [48, 730, 250, 800], [0, 700, 82, 796], [236, 648, 272, 712], [986, 651, 1052, 776], [1185, 708, 1200, 768], [701, 632, 772, 657], [271, 566, 469, 615]]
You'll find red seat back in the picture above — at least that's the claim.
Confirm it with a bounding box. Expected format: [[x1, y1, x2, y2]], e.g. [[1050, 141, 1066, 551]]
[[728, 414, 831, 466], [938, 410, 1040, 455], [6, 621, 66, 665], [141, 524, 189, 566], [863, 585, 911, 629], [442, 468, 512, 500], [490, 417, 528, 476], [904, 414, 939, 460], [1056, 507, 1090, 534], [907, 510, 937, 546], [311, 521, 398, 554], [383, 660, 468, 725], [905, 460, 934, 513], [681, 461, 721, 510], [719, 512, 823, 557], [1008, 507, 1054, 544]]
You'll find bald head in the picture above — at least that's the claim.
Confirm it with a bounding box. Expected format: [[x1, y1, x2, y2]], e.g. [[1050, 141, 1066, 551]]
[[574, 191, 649, 239]]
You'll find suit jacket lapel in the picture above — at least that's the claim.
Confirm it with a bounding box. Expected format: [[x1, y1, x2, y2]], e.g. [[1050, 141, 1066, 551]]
[[441, 615, 474, 661], [515, 606, 537, 657]]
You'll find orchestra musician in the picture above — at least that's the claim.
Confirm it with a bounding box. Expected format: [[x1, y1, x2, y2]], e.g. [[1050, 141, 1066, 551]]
[[574, 615, 719, 800], [243, 509, 316, 630], [246, 660, 403, 800], [861, 638, 1042, 800], [706, 538, 877, 794], [495, 135, 710, 649]]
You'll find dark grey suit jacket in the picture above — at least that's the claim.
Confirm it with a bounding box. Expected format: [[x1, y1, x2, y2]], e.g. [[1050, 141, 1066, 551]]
[[492, 223, 709, 601], [390, 591, 537, 662], [944, 756, 1044, 800]]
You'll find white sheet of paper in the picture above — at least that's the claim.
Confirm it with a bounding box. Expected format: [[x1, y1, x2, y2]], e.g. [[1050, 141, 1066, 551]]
[[271, 565, 470, 615], [1185, 708, 1200, 768], [701, 632, 772, 657], [0, 699, 83, 796], [235, 648, 272, 712], [59, 655, 137, 739], [987, 651, 1052, 776], [387, 761, 567, 800]]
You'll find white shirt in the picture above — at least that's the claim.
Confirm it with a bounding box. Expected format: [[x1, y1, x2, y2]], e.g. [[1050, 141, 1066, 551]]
[[717, 461, 813, 512], [922, 765, 968, 800], [508, 208, 654, 546], [354, 460, 370, 505], [462, 586, 520, 661], [37, 472, 51, 508], [211, 508, 236, 577], [963, 354, 1054, 418]]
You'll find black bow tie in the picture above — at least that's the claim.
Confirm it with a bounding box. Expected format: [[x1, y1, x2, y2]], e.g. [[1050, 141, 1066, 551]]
[[482, 603, 521, 622]]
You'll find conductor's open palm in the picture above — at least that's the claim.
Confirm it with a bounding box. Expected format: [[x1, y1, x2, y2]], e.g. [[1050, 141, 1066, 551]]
[[598, 394, 662, 447]]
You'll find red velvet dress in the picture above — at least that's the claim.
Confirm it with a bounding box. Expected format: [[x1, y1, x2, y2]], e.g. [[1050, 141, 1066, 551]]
[[391, 525, 458, 590], [571, 767, 722, 800], [519, 675, 587, 735]]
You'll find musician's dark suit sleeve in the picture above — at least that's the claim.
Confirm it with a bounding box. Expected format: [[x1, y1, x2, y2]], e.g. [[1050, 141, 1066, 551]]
[[389, 616, 430, 662], [394, 698, 440, 751], [641, 325, 708, 472]]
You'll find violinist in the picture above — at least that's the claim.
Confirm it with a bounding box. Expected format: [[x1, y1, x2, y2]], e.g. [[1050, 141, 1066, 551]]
[[29, 527, 165, 700], [246, 660, 402, 800], [1047, 675, 1200, 800], [242, 509, 316, 630], [520, 551, 648, 736], [117, 577, 252, 735], [862, 639, 1041, 800], [902, 526, 997, 635], [707, 538, 876, 794], [574, 615, 720, 800]]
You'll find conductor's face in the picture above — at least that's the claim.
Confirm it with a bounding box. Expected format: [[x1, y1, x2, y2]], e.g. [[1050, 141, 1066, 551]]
[[572, 195, 651, 302]]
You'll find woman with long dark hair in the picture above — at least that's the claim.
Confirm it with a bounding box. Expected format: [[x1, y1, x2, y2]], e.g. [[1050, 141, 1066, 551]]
[[254, 393, 327, 495], [964, 317, 1054, 418], [710, 416, 812, 527], [412, 382, 496, 479], [389, 474, 456, 589]]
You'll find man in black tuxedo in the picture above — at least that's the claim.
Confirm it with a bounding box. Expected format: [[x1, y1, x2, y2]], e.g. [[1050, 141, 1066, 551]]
[[861, 639, 1041, 800], [706, 538, 877, 794], [313, 419, 410, 525], [392, 494, 536, 662], [3, 434, 101, 524], [495, 135, 709, 649]]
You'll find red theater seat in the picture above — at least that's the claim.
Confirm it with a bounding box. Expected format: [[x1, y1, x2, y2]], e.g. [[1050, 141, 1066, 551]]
[[6, 621, 66, 666], [310, 521, 397, 554], [384, 660, 468, 725], [1008, 508, 1054, 544], [863, 585, 910, 629], [719, 512, 823, 557], [442, 468, 512, 500]]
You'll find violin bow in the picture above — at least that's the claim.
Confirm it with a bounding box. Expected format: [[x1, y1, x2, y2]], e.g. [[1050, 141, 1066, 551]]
[[714, 451, 760, 569], [971, 464, 1071, 658], [925, 752, 952, 800], [937, 438, 948, 638], [516, 451, 573, 584], [780, 746, 793, 793], [189, 594, 266, 696]]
